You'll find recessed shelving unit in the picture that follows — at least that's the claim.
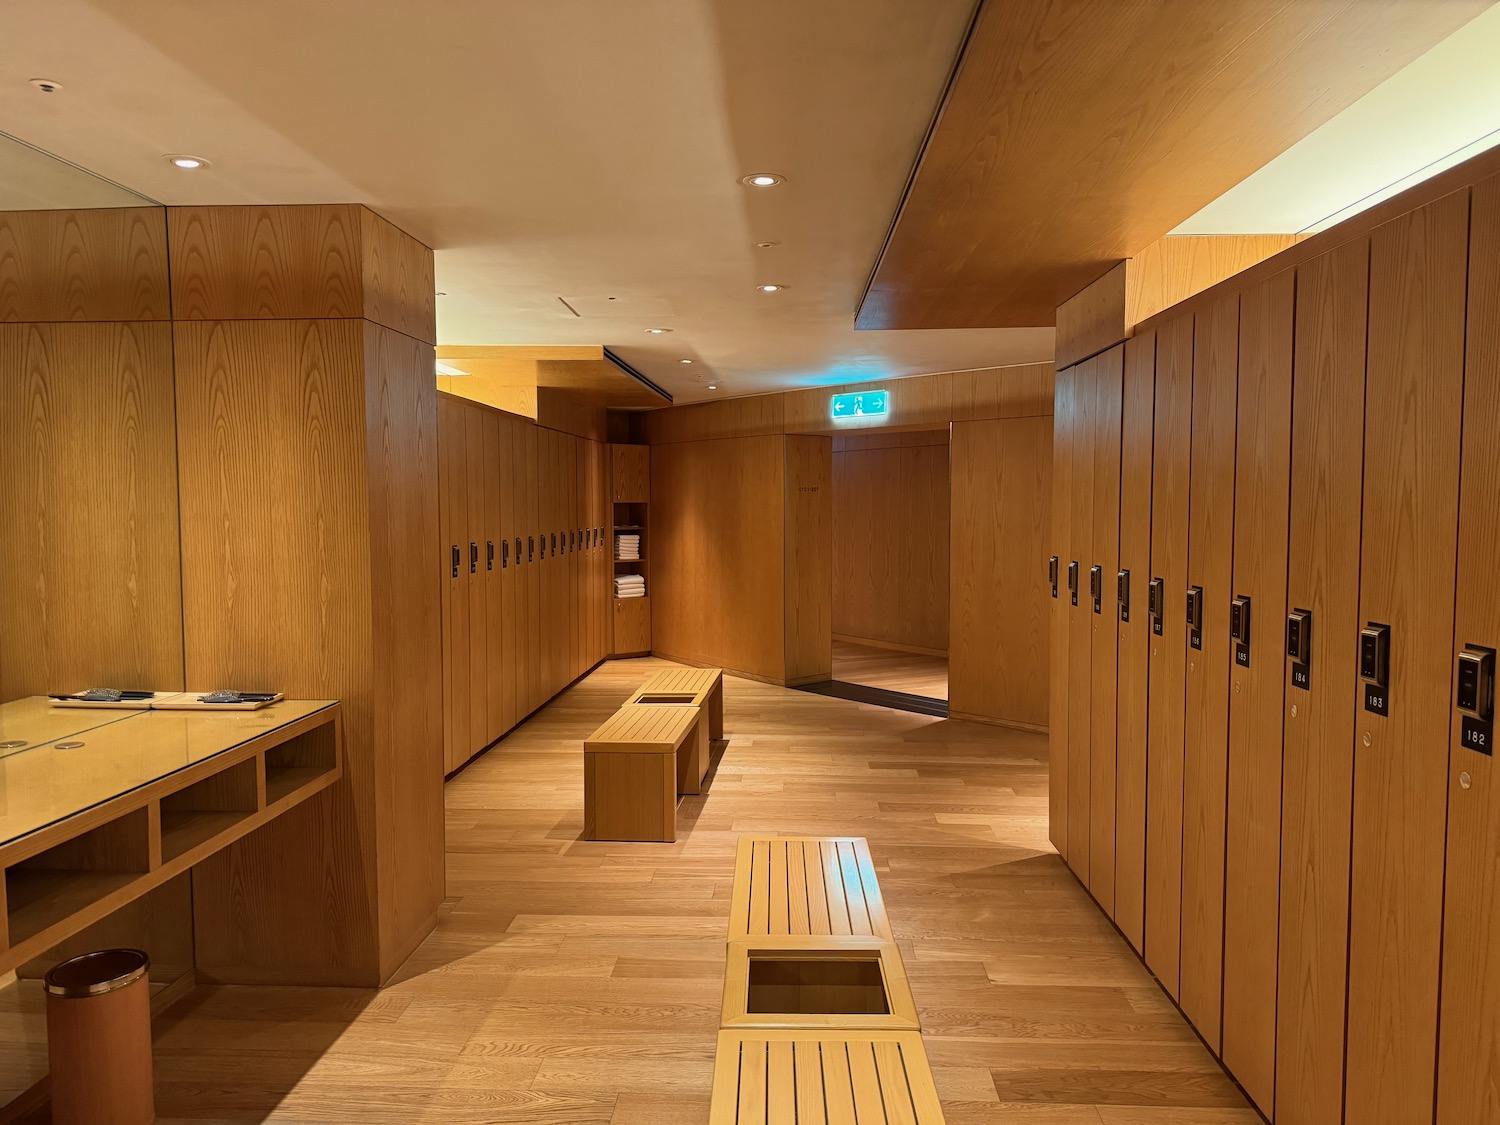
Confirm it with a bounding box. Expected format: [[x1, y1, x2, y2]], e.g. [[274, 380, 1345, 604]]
[[610, 443, 651, 656]]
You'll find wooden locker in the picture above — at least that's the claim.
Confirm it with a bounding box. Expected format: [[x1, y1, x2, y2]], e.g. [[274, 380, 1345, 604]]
[[1437, 172, 1500, 1125], [498, 413, 518, 739], [1180, 293, 1239, 1048], [1276, 237, 1369, 1125], [1067, 358, 1096, 884], [438, 395, 470, 774], [1145, 312, 1193, 996], [1346, 190, 1468, 1125], [1090, 345, 1124, 914], [1221, 269, 1295, 1111], [520, 420, 540, 717], [570, 436, 582, 681], [536, 425, 553, 704], [483, 410, 504, 747], [1115, 330, 1156, 953], [1048, 366, 1074, 859], [464, 405, 489, 762]]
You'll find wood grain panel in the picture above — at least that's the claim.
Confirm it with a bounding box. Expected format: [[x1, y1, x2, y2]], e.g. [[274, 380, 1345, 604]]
[[1048, 366, 1074, 857], [465, 406, 488, 761], [1438, 172, 1500, 1125], [1114, 331, 1155, 953], [1221, 269, 1294, 1111], [1126, 235, 1303, 328], [437, 395, 470, 772], [1067, 355, 1096, 882], [650, 437, 786, 682], [1346, 190, 1468, 1125], [831, 439, 949, 652], [1145, 313, 1194, 996], [784, 437, 832, 685], [611, 444, 649, 503], [858, 0, 1483, 328], [950, 417, 1052, 729], [359, 321, 443, 980], [1056, 263, 1126, 368], [1089, 346, 1123, 913], [949, 362, 1056, 420], [169, 205, 364, 322], [642, 393, 786, 445], [483, 410, 505, 745], [612, 596, 651, 656], [1275, 236, 1369, 1125], [1180, 293, 1239, 1048], [0, 322, 183, 702], [358, 208, 436, 344], [0, 207, 169, 322]]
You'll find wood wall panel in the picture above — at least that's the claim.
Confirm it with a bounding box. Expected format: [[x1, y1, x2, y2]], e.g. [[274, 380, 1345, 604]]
[[784, 436, 832, 685], [483, 411, 506, 743], [1275, 237, 1369, 1125], [1056, 263, 1126, 369], [950, 417, 1052, 729], [1221, 269, 1294, 1111], [464, 407, 488, 760], [437, 395, 470, 772], [1048, 368, 1075, 857], [650, 437, 787, 682], [1089, 346, 1123, 912], [831, 435, 949, 653], [0, 322, 184, 702], [949, 364, 1055, 420], [0, 207, 170, 322], [1180, 294, 1239, 1048], [642, 394, 786, 445], [1066, 356, 1096, 880], [1114, 331, 1155, 952], [612, 444, 650, 503], [1438, 172, 1500, 1125], [1145, 313, 1194, 996], [1125, 235, 1303, 328], [358, 209, 436, 344], [1346, 191, 1469, 1125]]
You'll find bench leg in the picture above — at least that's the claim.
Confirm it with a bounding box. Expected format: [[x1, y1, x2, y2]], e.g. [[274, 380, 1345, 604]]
[[678, 717, 708, 796], [709, 681, 724, 742], [585, 750, 677, 842]]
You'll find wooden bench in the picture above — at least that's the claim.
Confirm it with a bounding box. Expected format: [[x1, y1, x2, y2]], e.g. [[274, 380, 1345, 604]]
[[583, 704, 700, 842], [632, 665, 723, 740], [709, 1029, 946, 1124], [729, 836, 892, 939]]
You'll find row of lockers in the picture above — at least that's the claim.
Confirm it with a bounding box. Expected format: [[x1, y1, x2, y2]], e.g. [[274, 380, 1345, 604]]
[[437, 394, 613, 774], [1049, 177, 1499, 1125]]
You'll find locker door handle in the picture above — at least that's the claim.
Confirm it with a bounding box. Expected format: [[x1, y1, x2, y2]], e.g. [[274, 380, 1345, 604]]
[[1117, 569, 1130, 622], [515, 537, 522, 566], [1230, 595, 1251, 667], [487, 540, 495, 571], [1048, 555, 1059, 598], [550, 532, 557, 557], [1149, 577, 1165, 636], [470, 542, 479, 574], [502, 539, 509, 568], [450, 544, 460, 579], [1090, 566, 1103, 614], [528, 536, 534, 562], [1187, 586, 1203, 649], [1067, 561, 1079, 606], [1457, 646, 1495, 720]]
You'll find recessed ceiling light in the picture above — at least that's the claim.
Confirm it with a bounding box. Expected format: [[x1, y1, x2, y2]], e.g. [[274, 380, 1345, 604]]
[[755, 241, 780, 249], [757, 283, 788, 293], [646, 328, 672, 334], [29, 78, 62, 94], [741, 173, 785, 187], [164, 154, 210, 170], [435, 361, 471, 377], [679, 359, 694, 364], [708, 384, 719, 390]]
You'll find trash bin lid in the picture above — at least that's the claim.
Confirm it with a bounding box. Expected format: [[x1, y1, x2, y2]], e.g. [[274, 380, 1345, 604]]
[[44, 949, 150, 997]]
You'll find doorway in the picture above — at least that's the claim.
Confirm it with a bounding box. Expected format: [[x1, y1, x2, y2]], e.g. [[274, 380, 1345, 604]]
[[827, 429, 950, 709]]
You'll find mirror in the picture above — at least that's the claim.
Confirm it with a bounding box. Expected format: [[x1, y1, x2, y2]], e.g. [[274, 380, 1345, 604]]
[[0, 129, 157, 210]]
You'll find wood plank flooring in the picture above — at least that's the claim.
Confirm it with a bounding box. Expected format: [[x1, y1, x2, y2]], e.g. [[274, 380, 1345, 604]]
[[832, 639, 949, 700], [131, 658, 1249, 1123]]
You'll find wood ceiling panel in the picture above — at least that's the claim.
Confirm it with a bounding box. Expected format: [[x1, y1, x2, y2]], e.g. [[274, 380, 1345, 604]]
[[857, 0, 1490, 329], [435, 345, 667, 409]]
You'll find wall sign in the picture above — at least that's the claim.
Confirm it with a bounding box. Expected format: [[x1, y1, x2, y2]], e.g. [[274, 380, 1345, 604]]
[[831, 389, 889, 420]]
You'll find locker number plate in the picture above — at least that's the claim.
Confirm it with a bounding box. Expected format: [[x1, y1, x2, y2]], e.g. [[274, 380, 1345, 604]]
[[1462, 716, 1493, 755], [1364, 682, 1389, 717]]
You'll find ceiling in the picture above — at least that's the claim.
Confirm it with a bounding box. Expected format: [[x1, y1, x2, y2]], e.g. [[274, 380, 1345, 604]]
[[1174, 1, 1500, 235], [436, 346, 669, 411], [856, 0, 1494, 330], [0, 0, 1054, 403]]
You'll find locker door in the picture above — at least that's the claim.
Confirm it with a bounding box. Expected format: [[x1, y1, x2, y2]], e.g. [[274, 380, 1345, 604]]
[[1347, 190, 1468, 1125], [437, 396, 470, 774], [1068, 359, 1096, 883], [521, 420, 540, 717], [1048, 366, 1074, 859], [1438, 172, 1500, 1125], [499, 414, 517, 738], [1115, 330, 1156, 953], [546, 428, 562, 696], [1145, 312, 1193, 996], [1090, 345, 1124, 914], [1222, 269, 1294, 1111], [570, 435, 582, 681], [464, 406, 488, 761], [1181, 293, 1239, 1048], [1276, 237, 1369, 1125], [484, 410, 504, 747]]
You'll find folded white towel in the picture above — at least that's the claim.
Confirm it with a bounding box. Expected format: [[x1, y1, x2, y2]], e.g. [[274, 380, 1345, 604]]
[[615, 579, 645, 589], [615, 574, 645, 584], [616, 590, 646, 599]]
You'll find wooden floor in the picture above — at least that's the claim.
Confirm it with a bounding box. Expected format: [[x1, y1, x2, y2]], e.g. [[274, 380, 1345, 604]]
[[132, 658, 1249, 1123], [832, 638, 950, 700]]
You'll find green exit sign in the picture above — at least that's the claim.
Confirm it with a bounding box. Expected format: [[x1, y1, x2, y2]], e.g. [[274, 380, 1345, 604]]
[[830, 389, 889, 420]]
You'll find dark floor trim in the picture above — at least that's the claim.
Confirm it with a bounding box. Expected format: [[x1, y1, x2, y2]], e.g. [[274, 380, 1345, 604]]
[[794, 679, 949, 718]]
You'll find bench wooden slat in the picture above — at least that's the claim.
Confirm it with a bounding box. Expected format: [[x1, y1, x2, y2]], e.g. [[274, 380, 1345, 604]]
[[769, 840, 789, 934], [804, 840, 832, 934], [822, 840, 853, 935], [748, 839, 771, 934], [730, 836, 892, 939], [823, 1040, 857, 1125], [794, 1040, 826, 1124]]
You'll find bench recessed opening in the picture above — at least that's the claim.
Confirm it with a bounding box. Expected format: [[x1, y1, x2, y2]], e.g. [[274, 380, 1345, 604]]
[[745, 952, 890, 1015], [636, 693, 696, 704]]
